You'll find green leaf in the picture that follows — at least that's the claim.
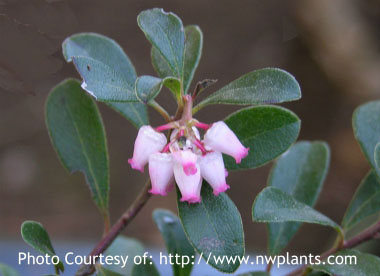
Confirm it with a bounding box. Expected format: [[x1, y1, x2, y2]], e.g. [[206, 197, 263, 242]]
[[193, 68, 301, 113], [267, 141, 330, 255], [153, 209, 194, 276], [238, 272, 269, 276], [135, 75, 181, 104], [138, 8, 185, 78], [353, 100, 380, 177], [104, 236, 144, 275], [106, 102, 148, 129], [72, 56, 138, 102], [224, 105, 301, 171], [151, 25, 203, 95], [63, 32, 147, 124], [177, 183, 245, 273], [342, 171, 380, 230], [311, 249, 380, 276], [151, 47, 172, 79], [135, 75, 163, 103], [63, 32, 136, 85], [21, 221, 55, 256], [0, 263, 20, 276], [46, 79, 109, 215], [96, 266, 124, 276], [252, 187, 343, 237], [132, 261, 160, 276], [21, 221, 64, 274], [183, 25, 203, 93]]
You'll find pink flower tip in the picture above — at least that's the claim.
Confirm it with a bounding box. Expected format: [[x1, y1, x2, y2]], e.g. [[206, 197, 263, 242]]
[[183, 163, 198, 175], [149, 189, 167, 196], [128, 158, 144, 172], [235, 147, 249, 164], [180, 195, 202, 204], [213, 183, 230, 196]]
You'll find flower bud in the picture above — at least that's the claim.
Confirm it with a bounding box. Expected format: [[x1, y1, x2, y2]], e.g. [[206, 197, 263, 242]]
[[172, 150, 198, 176], [148, 153, 174, 196], [203, 121, 249, 163], [128, 126, 167, 172], [174, 163, 202, 203], [199, 151, 230, 195]]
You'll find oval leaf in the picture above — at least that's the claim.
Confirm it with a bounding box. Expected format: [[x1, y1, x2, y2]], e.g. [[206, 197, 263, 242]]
[[63, 32, 137, 84], [21, 221, 64, 273], [135, 75, 181, 104], [153, 209, 194, 276], [72, 56, 138, 102], [353, 100, 380, 177], [0, 263, 20, 276], [104, 236, 144, 275], [342, 171, 380, 230], [151, 47, 172, 79], [135, 75, 163, 103], [62, 32, 147, 125], [177, 183, 245, 273], [252, 187, 342, 237], [194, 68, 301, 113], [138, 8, 185, 78], [46, 79, 109, 214], [311, 249, 380, 276], [224, 106, 301, 171], [183, 25, 203, 93], [267, 141, 330, 255], [152, 25, 203, 95]]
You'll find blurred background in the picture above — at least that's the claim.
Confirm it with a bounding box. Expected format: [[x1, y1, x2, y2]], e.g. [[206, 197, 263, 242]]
[[1, 0, 380, 274]]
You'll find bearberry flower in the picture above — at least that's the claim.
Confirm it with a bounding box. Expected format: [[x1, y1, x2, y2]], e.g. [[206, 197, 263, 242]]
[[128, 96, 249, 203], [128, 126, 167, 172], [148, 152, 174, 196], [203, 121, 249, 164]]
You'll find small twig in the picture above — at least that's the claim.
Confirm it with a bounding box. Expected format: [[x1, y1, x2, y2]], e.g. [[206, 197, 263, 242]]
[[102, 211, 111, 235], [266, 261, 273, 273], [75, 180, 152, 276], [286, 220, 380, 276]]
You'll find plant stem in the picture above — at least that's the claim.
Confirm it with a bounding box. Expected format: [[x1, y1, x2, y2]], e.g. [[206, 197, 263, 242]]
[[179, 95, 193, 125], [102, 211, 111, 235], [149, 100, 172, 122], [286, 220, 380, 276], [191, 101, 204, 115], [75, 180, 152, 276], [266, 261, 273, 273]]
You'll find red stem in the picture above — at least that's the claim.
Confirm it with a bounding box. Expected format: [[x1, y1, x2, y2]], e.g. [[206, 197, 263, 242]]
[[75, 181, 151, 276]]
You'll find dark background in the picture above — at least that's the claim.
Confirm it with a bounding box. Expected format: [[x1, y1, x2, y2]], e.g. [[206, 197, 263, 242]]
[[1, 0, 380, 264]]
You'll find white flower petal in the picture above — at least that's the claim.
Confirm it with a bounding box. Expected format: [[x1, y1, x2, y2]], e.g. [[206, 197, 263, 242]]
[[128, 126, 167, 172], [203, 121, 249, 163]]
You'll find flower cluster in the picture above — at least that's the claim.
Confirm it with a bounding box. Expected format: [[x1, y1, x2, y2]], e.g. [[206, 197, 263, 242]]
[[128, 97, 249, 203]]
